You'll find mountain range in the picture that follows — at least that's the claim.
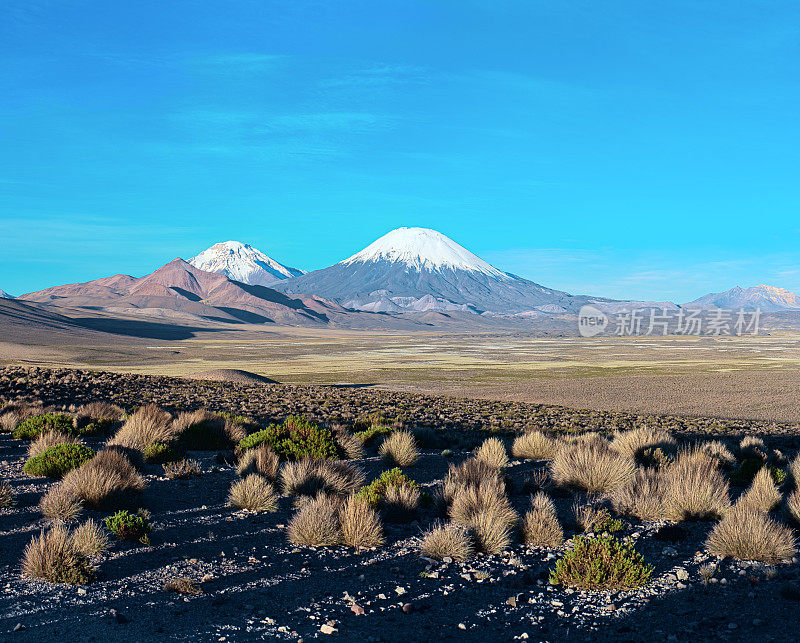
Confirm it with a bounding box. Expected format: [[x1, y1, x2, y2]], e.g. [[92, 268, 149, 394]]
[[11, 228, 800, 333]]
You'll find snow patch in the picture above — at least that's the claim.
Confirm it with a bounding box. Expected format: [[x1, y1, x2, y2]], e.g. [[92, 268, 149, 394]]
[[189, 241, 304, 286]]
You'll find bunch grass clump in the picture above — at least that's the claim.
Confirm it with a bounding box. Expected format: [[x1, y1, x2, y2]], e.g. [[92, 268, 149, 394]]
[[236, 445, 280, 480], [737, 466, 781, 513], [107, 405, 176, 453], [573, 503, 623, 533], [39, 485, 83, 521], [450, 478, 517, 554], [228, 475, 279, 512], [28, 430, 80, 458], [339, 495, 385, 549], [71, 519, 109, 557], [610, 427, 676, 465], [550, 439, 635, 494], [0, 480, 15, 508], [287, 494, 342, 547], [611, 467, 667, 522], [474, 437, 508, 469], [382, 483, 421, 522], [419, 523, 474, 562], [522, 493, 563, 547], [378, 430, 419, 467], [173, 410, 234, 450], [280, 458, 365, 498], [239, 416, 341, 461], [60, 449, 145, 509], [163, 459, 201, 479], [663, 449, 730, 521], [165, 577, 201, 595], [512, 431, 558, 460], [706, 505, 796, 563], [73, 402, 124, 435], [21, 524, 96, 585], [550, 534, 652, 590], [355, 468, 418, 508], [23, 443, 94, 479]]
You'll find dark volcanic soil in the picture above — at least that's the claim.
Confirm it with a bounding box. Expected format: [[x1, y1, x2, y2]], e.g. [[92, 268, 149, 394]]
[[2, 367, 800, 642]]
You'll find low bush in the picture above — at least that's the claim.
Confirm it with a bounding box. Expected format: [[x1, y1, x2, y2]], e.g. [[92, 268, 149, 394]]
[[699, 440, 736, 468], [228, 475, 279, 512], [104, 510, 151, 544], [378, 430, 419, 467], [13, 413, 75, 440], [280, 458, 365, 497], [450, 478, 518, 554], [236, 445, 280, 480], [474, 437, 508, 469], [165, 577, 201, 595], [438, 458, 504, 510], [107, 405, 176, 453], [287, 494, 342, 547], [611, 468, 667, 522], [173, 410, 232, 450], [24, 443, 94, 479], [333, 426, 365, 459], [663, 449, 730, 521], [787, 490, 800, 525], [550, 439, 635, 494], [737, 466, 782, 513], [706, 505, 796, 563], [354, 425, 393, 445], [419, 522, 474, 562], [163, 459, 201, 479], [550, 535, 653, 590], [28, 430, 80, 458], [61, 450, 145, 509], [522, 493, 563, 547], [740, 436, 768, 461], [355, 468, 418, 508], [610, 428, 676, 466], [339, 495, 385, 549], [573, 503, 623, 533], [21, 525, 95, 585], [512, 431, 558, 460], [382, 484, 421, 522], [73, 402, 124, 436], [239, 416, 341, 461], [143, 442, 180, 464]]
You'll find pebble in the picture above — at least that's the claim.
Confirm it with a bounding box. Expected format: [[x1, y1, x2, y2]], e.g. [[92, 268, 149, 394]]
[[320, 624, 337, 635], [350, 604, 365, 616], [13, 624, 24, 632]]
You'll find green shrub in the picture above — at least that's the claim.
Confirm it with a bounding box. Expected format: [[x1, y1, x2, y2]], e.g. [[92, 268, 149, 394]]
[[23, 444, 94, 479], [354, 425, 393, 445], [77, 418, 116, 436], [143, 442, 180, 464], [104, 510, 152, 544], [13, 413, 75, 440], [355, 468, 418, 508], [550, 535, 653, 590], [239, 416, 341, 461], [731, 458, 786, 486]]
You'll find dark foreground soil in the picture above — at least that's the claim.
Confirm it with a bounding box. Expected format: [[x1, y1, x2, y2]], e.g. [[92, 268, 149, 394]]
[[2, 367, 800, 642]]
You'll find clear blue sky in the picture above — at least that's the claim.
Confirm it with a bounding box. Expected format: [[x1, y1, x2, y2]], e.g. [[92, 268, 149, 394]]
[[1, 1, 798, 301]]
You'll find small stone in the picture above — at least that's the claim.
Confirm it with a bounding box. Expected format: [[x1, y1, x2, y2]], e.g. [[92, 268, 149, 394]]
[[442, 557, 453, 564], [460, 573, 472, 581], [395, 586, 407, 595], [458, 623, 467, 630], [677, 582, 688, 590], [350, 604, 365, 616], [720, 578, 728, 585], [377, 593, 387, 600], [13, 623, 24, 632], [77, 587, 87, 595], [728, 623, 738, 630], [551, 600, 564, 607], [401, 603, 414, 614], [320, 624, 337, 635], [676, 569, 689, 581], [506, 596, 517, 607]]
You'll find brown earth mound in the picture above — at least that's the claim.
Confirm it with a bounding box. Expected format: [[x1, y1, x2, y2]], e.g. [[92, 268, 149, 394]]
[[185, 368, 278, 384]]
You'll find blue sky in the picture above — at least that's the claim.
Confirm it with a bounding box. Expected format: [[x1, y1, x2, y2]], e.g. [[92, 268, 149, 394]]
[[1, 1, 798, 301]]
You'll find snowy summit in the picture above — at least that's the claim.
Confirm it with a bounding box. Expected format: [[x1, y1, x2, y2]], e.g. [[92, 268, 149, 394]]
[[189, 241, 305, 287], [341, 227, 510, 278]]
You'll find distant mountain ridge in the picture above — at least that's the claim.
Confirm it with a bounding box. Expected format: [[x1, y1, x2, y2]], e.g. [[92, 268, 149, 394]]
[[0, 288, 14, 299], [189, 241, 304, 286], [684, 284, 800, 312]]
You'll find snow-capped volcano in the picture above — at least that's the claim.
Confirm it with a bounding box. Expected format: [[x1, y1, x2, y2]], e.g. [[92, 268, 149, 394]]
[[0, 288, 14, 299], [341, 227, 511, 279], [189, 241, 304, 287], [274, 227, 590, 314], [684, 284, 800, 312]]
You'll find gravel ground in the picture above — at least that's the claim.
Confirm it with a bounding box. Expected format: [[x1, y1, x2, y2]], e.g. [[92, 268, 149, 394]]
[[2, 367, 800, 641]]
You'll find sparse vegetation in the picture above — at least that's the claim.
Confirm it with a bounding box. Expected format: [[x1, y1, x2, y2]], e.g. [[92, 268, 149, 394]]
[[550, 534, 653, 590], [611, 467, 667, 522], [663, 449, 731, 521], [355, 468, 418, 508], [23, 443, 94, 479], [71, 519, 109, 557], [610, 427, 676, 466], [165, 576, 201, 595], [173, 410, 233, 450], [39, 485, 83, 521], [107, 405, 176, 453], [573, 503, 623, 533], [378, 430, 419, 467], [28, 430, 80, 458], [73, 402, 124, 435], [236, 444, 280, 480], [737, 466, 782, 513], [228, 474, 279, 512], [280, 458, 365, 497], [0, 480, 15, 507], [61, 449, 145, 509], [450, 478, 518, 554]]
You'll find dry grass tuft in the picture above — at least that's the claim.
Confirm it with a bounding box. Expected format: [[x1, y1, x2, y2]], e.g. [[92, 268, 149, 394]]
[[419, 523, 474, 562], [512, 431, 558, 460], [474, 437, 509, 469], [334, 426, 366, 460], [699, 440, 736, 468], [789, 453, 800, 489], [165, 576, 201, 595], [737, 466, 781, 513], [228, 475, 279, 512], [0, 480, 15, 508], [663, 449, 730, 521], [28, 430, 80, 458], [706, 505, 796, 563], [611, 467, 667, 522], [339, 495, 385, 549], [786, 490, 800, 525], [61, 450, 145, 509], [550, 439, 635, 493], [287, 494, 342, 547], [378, 430, 419, 467], [163, 459, 201, 479], [449, 479, 518, 554], [280, 458, 365, 497], [382, 483, 421, 522], [70, 519, 108, 557], [522, 493, 563, 547], [107, 405, 176, 452], [610, 427, 676, 465], [438, 458, 504, 509], [237, 445, 280, 480], [74, 401, 124, 422], [740, 436, 768, 461], [21, 524, 95, 585], [39, 485, 83, 521], [573, 502, 618, 533], [172, 410, 235, 450]]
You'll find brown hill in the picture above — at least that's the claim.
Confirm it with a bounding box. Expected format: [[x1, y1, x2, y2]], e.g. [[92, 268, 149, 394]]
[[22, 259, 329, 326]]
